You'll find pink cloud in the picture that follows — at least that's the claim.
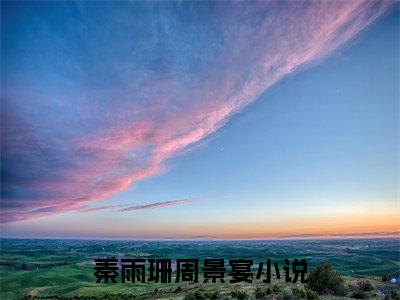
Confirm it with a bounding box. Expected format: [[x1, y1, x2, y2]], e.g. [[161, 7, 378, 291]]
[[1, 1, 395, 222]]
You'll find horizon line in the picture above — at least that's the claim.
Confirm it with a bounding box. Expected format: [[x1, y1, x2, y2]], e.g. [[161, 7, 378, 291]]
[[1, 233, 398, 242]]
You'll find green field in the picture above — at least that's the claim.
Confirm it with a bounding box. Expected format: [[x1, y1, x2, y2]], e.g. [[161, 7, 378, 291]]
[[1, 238, 399, 299]]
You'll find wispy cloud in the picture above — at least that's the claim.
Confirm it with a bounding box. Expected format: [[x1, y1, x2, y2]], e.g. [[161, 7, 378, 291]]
[[74, 198, 192, 213], [119, 199, 193, 212], [1, 1, 395, 222], [76, 205, 122, 213]]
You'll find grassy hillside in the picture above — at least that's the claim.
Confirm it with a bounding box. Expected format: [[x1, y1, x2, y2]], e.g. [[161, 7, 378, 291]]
[[1, 238, 398, 299]]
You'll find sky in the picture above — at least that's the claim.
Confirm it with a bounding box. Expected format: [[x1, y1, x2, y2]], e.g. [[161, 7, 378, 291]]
[[1, 1, 398, 239]]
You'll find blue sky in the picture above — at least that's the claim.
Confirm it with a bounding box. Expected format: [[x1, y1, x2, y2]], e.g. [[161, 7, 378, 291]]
[[1, 1, 398, 238]]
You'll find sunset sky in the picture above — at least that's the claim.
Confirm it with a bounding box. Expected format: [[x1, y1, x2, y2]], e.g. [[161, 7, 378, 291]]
[[1, 1, 398, 239]]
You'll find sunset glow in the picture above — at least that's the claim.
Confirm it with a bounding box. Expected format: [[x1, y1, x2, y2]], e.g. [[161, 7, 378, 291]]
[[1, 1, 398, 240]]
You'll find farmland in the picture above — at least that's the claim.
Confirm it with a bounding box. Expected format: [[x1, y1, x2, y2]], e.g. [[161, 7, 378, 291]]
[[0, 238, 398, 299]]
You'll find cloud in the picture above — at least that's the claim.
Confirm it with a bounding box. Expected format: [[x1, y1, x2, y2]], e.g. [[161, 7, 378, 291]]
[[74, 199, 192, 213], [1, 1, 395, 222], [76, 205, 122, 213], [119, 199, 193, 212]]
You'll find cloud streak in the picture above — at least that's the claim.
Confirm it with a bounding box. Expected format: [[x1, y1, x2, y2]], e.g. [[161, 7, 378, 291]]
[[119, 199, 193, 212], [74, 198, 192, 213], [1, 1, 395, 222]]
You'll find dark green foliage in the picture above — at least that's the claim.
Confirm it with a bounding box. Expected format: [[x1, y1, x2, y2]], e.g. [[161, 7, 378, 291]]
[[236, 290, 249, 300], [184, 293, 196, 300], [254, 287, 274, 299], [292, 287, 306, 299], [352, 289, 367, 299], [307, 263, 346, 296], [357, 280, 373, 291], [265, 288, 272, 295], [208, 291, 221, 299], [304, 287, 319, 299], [255, 287, 269, 299], [230, 289, 249, 300], [192, 290, 221, 299], [350, 279, 374, 298], [272, 284, 284, 294], [390, 289, 400, 300], [174, 286, 182, 293], [193, 290, 207, 300], [287, 288, 320, 300], [255, 288, 264, 299]]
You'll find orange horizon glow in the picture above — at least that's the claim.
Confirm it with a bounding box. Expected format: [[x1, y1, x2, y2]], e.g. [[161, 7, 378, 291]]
[[2, 205, 397, 240]]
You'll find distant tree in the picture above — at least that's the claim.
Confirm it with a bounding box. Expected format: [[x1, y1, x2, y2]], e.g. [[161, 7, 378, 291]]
[[307, 263, 346, 296]]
